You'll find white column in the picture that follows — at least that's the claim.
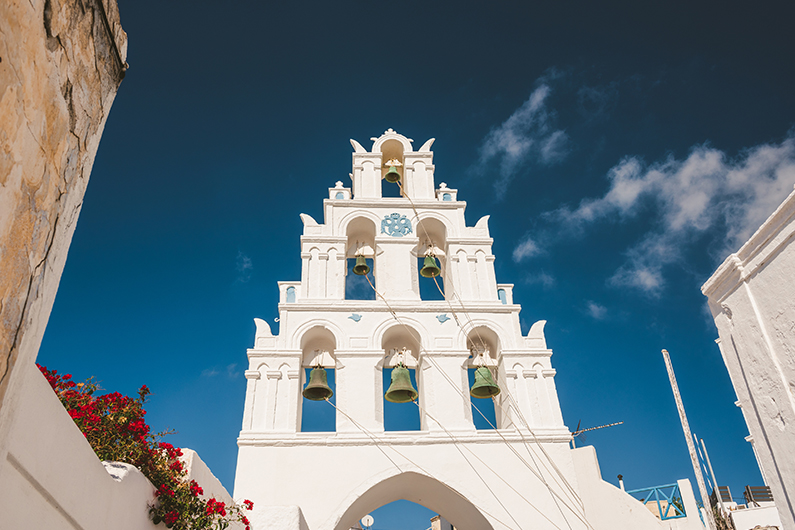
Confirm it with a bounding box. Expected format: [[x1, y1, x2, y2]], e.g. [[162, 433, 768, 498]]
[[542, 369, 565, 426], [265, 370, 282, 430], [375, 238, 419, 300], [335, 351, 384, 433], [420, 352, 474, 432], [283, 369, 301, 433], [242, 370, 260, 430]]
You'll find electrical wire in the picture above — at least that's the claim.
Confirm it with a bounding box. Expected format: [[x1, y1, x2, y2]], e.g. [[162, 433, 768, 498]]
[[323, 397, 520, 530], [412, 400, 570, 530], [361, 268, 589, 530], [382, 179, 592, 528]]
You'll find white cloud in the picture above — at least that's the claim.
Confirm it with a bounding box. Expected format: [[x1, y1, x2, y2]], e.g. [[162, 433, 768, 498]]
[[513, 236, 543, 262], [586, 301, 607, 320], [522, 271, 556, 288], [554, 134, 795, 294], [236, 251, 253, 283], [477, 84, 569, 198]]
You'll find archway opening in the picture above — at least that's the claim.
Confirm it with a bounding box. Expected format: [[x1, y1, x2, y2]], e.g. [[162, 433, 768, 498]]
[[415, 218, 447, 301], [466, 326, 500, 430], [300, 326, 337, 432], [332, 471, 494, 530], [360, 500, 439, 530], [381, 325, 421, 431], [346, 217, 377, 300], [380, 139, 404, 198]]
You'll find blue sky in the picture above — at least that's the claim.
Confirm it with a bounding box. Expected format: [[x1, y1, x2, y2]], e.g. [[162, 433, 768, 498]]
[[37, 1, 795, 528]]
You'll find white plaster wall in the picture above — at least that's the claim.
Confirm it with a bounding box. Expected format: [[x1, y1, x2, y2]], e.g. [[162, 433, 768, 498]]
[[730, 505, 784, 530], [0, 362, 158, 530], [571, 446, 705, 530], [703, 187, 795, 530], [235, 435, 585, 530]]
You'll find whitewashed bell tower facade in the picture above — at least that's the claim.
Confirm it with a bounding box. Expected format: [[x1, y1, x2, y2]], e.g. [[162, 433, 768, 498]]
[[233, 130, 671, 530]]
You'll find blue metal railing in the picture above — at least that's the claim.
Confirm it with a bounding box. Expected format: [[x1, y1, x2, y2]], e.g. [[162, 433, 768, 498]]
[[626, 483, 687, 520]]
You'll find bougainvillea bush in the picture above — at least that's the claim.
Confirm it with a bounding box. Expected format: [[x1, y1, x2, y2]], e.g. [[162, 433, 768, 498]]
[[38, 364, 252, 530]]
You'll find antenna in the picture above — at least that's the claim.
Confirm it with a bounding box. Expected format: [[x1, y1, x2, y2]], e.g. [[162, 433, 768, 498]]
[[570, 421, 624, 448]]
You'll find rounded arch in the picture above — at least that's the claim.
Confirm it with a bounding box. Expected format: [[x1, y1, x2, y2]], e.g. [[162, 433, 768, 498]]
[[343, 214, 378, 258], [299, 325, 337, 367], [329, 470, 494, 530], [338, 210, 382, 241], [414, 216, 449, 257], [415, 211, 458, 239], [373, 318, 428, 357], [371, 130, 414, 154], [455, 319, 510, 352], [290, 319, 344, 351]]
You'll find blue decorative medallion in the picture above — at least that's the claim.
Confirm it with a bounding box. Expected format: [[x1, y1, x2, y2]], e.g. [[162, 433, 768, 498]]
[[436, 314, 451, 324], [381, 213, 412, 237]]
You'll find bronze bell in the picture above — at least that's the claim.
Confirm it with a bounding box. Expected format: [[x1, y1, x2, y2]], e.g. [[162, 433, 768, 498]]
[[384, 365, 418, 403], [302, 367, 334, 401], [420, 255, 441, 278], [470, 366, 500, 399], [353, 255, 370, 276], [384, 166, 401, 183]]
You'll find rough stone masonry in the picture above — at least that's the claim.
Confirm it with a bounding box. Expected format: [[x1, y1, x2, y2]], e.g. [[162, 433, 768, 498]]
[[0, 0, 127, 446]]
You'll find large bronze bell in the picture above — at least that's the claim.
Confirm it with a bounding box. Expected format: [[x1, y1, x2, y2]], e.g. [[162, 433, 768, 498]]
[[353, 255, 370, 276], [384, 365, 418, 403], [470, 366, 500, 399], [384, 166, 401, 183], [420, 255, 441, 278], [302, 367, 334, 401]]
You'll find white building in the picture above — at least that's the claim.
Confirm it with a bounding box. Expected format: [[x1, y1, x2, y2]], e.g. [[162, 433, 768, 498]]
[[233, 129, 704, 530], [702, 186, 795, 530]]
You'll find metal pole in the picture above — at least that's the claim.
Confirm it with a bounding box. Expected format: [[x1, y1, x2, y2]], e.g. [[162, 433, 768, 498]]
[[661, 349, 717, 530], [701, 437, 726, 516]]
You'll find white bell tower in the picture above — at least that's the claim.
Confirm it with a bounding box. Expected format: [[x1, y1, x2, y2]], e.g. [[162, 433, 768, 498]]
[[233, 130, 674, 530]]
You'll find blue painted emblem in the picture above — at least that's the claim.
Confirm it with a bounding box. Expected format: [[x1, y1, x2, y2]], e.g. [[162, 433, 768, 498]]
[[349, 313, 362, 322], [381, 213, 412, 237], [436, 314, 451, 323]]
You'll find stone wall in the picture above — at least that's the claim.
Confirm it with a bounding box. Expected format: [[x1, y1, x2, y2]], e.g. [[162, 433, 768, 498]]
[[0, 0, 126, 443]]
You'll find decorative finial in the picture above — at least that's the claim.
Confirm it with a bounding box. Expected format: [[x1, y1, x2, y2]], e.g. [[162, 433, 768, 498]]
[[384, 158, 403, 167], [334, 181, 344, 188], [439, 182, 448, 189]]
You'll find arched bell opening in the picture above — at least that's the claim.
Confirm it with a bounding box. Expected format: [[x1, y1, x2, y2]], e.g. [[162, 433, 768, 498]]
[[381, 325, 421, 431], [345, 217, 377, 301], [299, 326, 337, 432], [415, 218, 448, 301], [380, 139, 405, 198], [466, 326, 500, 430], [331, 471, 494, 530]]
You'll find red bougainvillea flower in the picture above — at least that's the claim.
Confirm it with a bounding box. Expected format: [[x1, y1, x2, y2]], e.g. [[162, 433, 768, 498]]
[[243, 499, 254, 510], [164, 510, 179, 525], [38, 364, 252, 530]]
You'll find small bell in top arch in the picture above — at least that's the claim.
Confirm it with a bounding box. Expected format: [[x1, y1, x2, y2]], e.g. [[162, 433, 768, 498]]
[[383, 165, 401, 183], [302, 367, 334, 401], [420, 255, 441, 278], [470, 366, 500, 398], [353, 255, 370, 276]]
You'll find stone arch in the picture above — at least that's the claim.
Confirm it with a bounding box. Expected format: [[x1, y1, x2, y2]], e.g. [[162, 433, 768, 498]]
[[329, 470, 494, 530]]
